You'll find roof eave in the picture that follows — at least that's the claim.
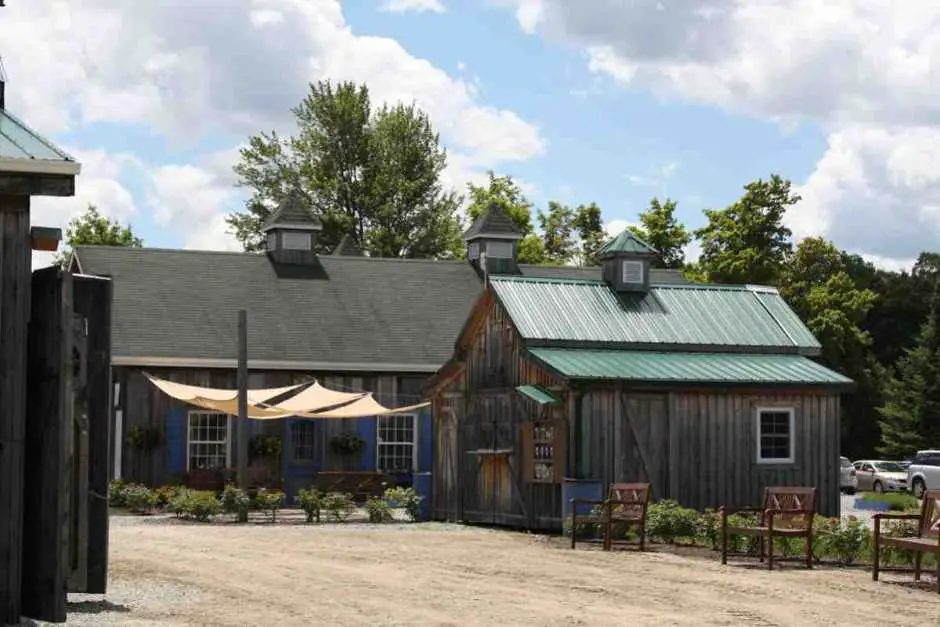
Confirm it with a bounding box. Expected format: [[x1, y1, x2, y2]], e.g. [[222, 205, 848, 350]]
[[0, 158, 81, 176], [111, 355, 443, 373]]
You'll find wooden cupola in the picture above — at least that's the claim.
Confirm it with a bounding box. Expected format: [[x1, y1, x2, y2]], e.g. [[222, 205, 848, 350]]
[[597, 229, 659, 294], [262, 189, 322, 265], [463, 204, 523, 277]]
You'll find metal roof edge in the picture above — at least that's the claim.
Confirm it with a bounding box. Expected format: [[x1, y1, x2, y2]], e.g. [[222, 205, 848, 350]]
[[112, 355, 442, 373], [0, 107, 79, 162], [0, 157, 81, 176], [522, 338, 810, 355]]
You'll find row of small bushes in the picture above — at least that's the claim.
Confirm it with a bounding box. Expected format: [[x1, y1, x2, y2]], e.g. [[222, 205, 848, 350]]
[[109, 480, 424, 525], [568, 498, 932, 567], [296, 486, 423, 523]]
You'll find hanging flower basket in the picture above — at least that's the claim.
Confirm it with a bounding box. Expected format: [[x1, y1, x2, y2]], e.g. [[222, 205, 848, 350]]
[[329, 432, 365, 457]]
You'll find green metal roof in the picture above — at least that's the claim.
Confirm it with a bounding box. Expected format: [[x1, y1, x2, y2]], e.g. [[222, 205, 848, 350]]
[[527, 348, 853, 386], [596, 229, 658, 258], [0, 108, 80, 175], [489, 276, 822, 353], [515, 384, 562, 405]]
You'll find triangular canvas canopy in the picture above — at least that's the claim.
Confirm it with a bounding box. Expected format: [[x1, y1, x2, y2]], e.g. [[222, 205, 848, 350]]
[[145, 373, 304, 402], [145, 374, 429, 419]]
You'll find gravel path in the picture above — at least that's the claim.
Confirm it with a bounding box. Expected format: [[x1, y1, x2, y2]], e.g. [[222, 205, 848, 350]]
[[25, 512, 940, 626]]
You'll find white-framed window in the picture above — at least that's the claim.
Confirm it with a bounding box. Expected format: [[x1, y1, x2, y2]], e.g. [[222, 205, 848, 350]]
[[291, 420, 316, 461], [282, 231, 312, 251], [621, 259, 644, 284], [376, 413, 417, 472], [755, 407, 795, 464], [266, 232, 277, 252], [468, 242, 480, 260], [487, 240, 514, 259], [187, 411, 231, 471]]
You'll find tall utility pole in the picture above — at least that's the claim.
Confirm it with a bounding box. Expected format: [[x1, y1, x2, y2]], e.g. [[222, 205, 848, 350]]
[[237, 310, 248, 490]]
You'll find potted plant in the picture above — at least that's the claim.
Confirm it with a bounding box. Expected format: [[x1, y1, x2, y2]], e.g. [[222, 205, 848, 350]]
[[329, 432, 365, 470]]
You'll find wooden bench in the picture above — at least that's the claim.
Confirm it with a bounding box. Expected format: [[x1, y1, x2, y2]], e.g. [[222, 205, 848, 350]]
[[720, 486, 816, 570], [314, 471, 391, 502], [872, 490, 940, 593], [570, 483, 651, 551]]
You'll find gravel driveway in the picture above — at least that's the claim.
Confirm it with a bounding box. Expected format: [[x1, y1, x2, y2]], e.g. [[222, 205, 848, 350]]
[[24, 512, 940, 626]]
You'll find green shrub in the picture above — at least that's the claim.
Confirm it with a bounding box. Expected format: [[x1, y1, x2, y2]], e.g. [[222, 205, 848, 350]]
[[108, 480, 128, 507], [297, 489, 323, 523], [322, 492, 356, 522], [879, 518, 920, 565], [646, 500, 702, 544], [123, 484, 158, 514], [168, 489, 191, 518], [824, 517, 870, 565], [183, 490, 222, 522], [699, 508, 720, 549], [221, 484, 251, 521], [153, 484, 185, 509], [384, 486, 423, 522], [254, 488, 286, 522], [859, 492, 920, 512], [365, 496, 393, 523]]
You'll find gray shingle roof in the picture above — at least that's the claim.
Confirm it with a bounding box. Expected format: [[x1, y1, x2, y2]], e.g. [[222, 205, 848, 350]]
[[463, 204, 523, 241], [72, 246, 692, 371]]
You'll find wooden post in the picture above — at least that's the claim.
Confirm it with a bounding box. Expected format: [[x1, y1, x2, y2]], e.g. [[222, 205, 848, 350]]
[[0, 194, 30, 625], [237, 310, 248, 491]]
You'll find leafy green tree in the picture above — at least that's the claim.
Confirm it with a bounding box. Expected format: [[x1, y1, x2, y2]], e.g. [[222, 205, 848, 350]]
[[571, 202, 605, 266], [55, 204, 143, 266], [465, 172, 545, 264], [537, 201, 576, 264], [694, 175, 799, 285], [635, 197, 690, 269], [227, 80, 462, 258]]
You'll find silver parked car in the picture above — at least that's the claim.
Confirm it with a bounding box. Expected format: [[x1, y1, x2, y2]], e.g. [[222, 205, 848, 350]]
[[907, 450, 940, 498], [852, 460, 908, 492], [840, 456, 857, 494]]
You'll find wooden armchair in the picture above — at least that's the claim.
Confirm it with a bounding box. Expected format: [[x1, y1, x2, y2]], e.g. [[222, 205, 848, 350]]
[[720, 486, 817, 570], [570, 483, 651, 551], [872, 490, 940, 593]]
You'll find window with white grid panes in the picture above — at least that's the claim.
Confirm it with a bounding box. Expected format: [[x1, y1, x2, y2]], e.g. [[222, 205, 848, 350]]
[[755, 407, 795, 464], [187, 412, 230, 470], [291, 420, 316, 461], [376, 413, 417, 472]]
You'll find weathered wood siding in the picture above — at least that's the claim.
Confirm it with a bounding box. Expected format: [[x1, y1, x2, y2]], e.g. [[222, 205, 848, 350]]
[[431, 296, 567, 529], [580, 388, 842, 517], [0, 196, 30, 625]]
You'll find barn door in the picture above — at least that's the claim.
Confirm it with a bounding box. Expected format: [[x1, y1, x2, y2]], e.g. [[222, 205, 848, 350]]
[[22, 267, 73, 623]]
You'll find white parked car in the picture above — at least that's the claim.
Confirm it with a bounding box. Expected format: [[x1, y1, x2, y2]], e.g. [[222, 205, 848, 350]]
[[840, 456, 857, 494], [852, 460, 908, 493], [907, 450, 940, 498]]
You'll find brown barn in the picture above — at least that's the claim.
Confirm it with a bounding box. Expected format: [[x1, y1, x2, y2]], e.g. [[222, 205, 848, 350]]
[[427, 231, 853, 531]]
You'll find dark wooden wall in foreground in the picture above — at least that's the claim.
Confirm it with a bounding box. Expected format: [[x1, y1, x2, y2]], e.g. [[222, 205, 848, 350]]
[[0, 195, 31, 625]]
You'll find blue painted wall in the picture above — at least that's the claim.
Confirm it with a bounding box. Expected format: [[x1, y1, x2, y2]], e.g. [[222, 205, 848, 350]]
[[165, 407, 186, 477]]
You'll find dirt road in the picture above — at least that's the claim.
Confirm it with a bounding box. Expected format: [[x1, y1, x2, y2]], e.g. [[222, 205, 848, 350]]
[[71, 515, 940, 626]]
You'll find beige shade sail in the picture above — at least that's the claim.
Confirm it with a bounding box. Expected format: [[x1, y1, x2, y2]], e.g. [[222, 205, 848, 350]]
[[144, 373, 304, 402], [292, 393, 430, 419], [192, 382, 366, 417], [187, 396, 294, 419]]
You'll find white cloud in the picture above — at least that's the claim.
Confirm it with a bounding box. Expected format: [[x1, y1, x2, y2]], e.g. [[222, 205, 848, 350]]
[[498, 0, 940, 264], [2, 0, 546, 255], [604, 219, 638, 237], [379, 0, 445, 14]]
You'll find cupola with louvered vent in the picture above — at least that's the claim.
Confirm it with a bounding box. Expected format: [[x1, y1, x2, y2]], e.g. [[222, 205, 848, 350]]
[[261, 189, 322, 265], [463, 203, 523, 277], [597, 229, 658, 294]]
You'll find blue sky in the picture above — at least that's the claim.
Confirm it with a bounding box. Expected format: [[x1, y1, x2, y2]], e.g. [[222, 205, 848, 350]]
[[6, 1, 938, 270]]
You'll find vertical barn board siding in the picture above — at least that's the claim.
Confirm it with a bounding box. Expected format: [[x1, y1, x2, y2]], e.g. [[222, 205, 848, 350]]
[[578, 389, 841, 517], [22, 268, 71, 623], [0, 198, 29, 625], [432, 298, 567, 530]]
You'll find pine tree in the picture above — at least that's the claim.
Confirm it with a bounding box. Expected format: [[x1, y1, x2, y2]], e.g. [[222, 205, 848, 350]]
[[876, 285, 940, 458]]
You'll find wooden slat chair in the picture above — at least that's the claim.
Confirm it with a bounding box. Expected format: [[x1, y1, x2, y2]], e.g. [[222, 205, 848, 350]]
[[720, 486, 817, 570], [872, 490, 940, 593], [570, 483, 651, 551]]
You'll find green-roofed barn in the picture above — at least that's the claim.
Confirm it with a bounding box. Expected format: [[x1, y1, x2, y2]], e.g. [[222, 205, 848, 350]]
[[426, 234, 852, 529]]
